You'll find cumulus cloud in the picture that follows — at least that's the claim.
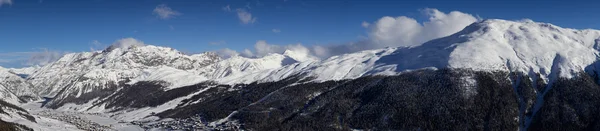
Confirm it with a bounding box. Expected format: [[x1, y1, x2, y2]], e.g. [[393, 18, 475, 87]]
[[368, 8, 478, 48], [236, 8, 257, 24], [309, 8, 479, 58], [106, 38, 145, 51], [217, 8, 479, 60], [153, 4, 181, 20], [253, 40, 282, 57], [272, 29, 281, 33], [0, 0, 12, 6]]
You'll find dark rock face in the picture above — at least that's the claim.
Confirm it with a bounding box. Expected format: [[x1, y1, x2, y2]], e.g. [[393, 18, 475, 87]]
[[98, 81, 214, 110], [528, 73, 600, 131], [0, 120, 32, 131], [0, 100, 34, 131]]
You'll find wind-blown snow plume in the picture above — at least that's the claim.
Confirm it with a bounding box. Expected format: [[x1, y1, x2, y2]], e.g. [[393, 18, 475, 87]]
[[215, 48, 240, 58], [252, 41, 316, 60], [26, 49, 64, 66], [107, 38, 145, 51], [225, 8, 479, 59]]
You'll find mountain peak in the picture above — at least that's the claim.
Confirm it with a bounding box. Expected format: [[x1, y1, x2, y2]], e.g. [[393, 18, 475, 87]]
[[28, 44, 223, 97], [417, 19, 600, 79]]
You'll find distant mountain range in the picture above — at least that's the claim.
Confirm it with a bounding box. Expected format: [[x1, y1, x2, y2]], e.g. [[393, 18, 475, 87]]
[[3, 19, 600, 130]]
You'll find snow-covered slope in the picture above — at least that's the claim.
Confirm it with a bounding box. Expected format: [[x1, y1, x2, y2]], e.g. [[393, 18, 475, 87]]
[[0, 67, 40, 104], [195, 53, 299, 80], [28, 45, 221, 99], [129, 66, 209, 90], [29, 19, 600, 96], [25, 19, 600, 120], [8, 66, 40, 78], [215, 48, 397, 84], [218, 19, 600, 84], [383, 19, 600, 80]]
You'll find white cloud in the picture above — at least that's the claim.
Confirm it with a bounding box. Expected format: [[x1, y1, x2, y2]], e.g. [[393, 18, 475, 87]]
[[254, 40, 282, 57], [368, 8, 478, 48], [153, 4, 181, 20], [216, 8, 478, 60], [215, 48, 240, 58], [236, 8, 257, 24], [361, 21, 370, 28], [253, 41, 301, 56], [227, 41, 317, 62], [241, 49, 254, 57], [306, 8, 478, 58], [272, 29, 281, 33], [222, 5, 232, 12], [0, 0, 12, 6], [26, 48, 64, 66], [106, 38, 145, 51]]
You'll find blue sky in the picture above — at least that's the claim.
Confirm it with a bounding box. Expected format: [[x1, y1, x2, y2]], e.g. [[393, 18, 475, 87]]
[[0, 0, 598, 68]]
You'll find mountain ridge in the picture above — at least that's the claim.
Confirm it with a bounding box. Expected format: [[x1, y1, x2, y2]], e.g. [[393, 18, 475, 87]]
[[6, 18, 600, 130]]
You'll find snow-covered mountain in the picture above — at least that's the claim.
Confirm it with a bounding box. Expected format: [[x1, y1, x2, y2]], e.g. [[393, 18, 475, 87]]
[[0, 67, 40, 104], [29, 19, 600, 107], [0, 99, 36, 131], [218, 19, 600, 84], [195, 52, 308, 83], [8, 66, 40, 78], [27, 45, 221, 104], [10, 19, 600, 130]]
